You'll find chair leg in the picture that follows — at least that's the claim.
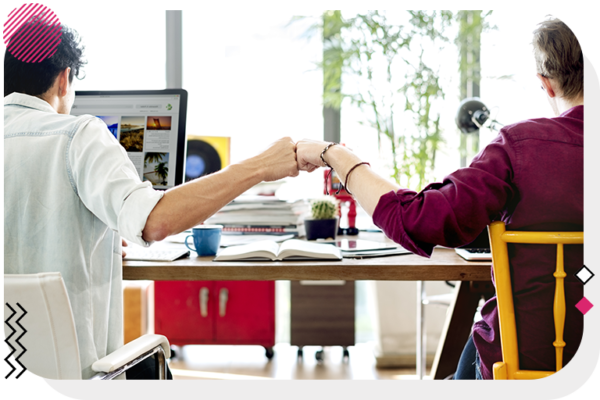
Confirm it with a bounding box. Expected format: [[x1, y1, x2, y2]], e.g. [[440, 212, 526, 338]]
[[156, 346, 167, 380], [493, 362, 508, 380], [416, 280, 426, 379], [431, 281, 483, 379]]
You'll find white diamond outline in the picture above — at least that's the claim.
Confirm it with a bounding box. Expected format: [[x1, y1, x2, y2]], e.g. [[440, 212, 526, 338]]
[[575, 265, 594, 284]]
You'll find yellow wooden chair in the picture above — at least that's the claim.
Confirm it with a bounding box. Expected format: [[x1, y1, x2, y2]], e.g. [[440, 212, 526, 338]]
[[488, 221, 583, 380]]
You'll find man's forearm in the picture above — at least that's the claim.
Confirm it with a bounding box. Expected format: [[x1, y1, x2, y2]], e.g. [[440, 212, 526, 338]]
[[142, 136, 299, 242], [142, 160, 263, 242]]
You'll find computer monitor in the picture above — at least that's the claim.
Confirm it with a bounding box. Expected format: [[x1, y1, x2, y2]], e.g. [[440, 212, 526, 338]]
[[71, 89, 188, 190]]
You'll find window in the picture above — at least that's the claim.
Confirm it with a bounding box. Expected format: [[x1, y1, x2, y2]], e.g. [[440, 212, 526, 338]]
[[182, 11, 325, 200], [339, 10, 561, 187], [480, 10, 557, 144]]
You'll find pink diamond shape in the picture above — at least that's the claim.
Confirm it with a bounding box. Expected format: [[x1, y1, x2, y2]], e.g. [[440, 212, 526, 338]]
[[576, 297, 594, 315]]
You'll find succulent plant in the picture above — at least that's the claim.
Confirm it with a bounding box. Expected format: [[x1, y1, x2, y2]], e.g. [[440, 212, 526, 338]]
[[310, 197, 338, 220]]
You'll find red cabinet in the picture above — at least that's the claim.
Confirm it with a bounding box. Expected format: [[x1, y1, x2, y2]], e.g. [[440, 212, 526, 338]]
[[154, 281, 275, 353]]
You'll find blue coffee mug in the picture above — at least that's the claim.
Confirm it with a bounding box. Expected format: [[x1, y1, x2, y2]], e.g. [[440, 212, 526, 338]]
[[185, 225, 223, 256]]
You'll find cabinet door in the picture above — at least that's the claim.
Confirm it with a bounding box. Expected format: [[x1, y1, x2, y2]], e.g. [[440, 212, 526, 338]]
[[154, 281, 214, 344], [213, 281, 275, 346], [290, 281, 355, 347]]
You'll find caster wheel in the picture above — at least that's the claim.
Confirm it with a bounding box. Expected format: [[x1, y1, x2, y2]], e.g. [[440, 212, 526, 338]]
[[297, 348, 304, 359], [315, 349, 324, 362], [169, 345, 182, 361], [265, 347, 275, 360], [343, 348, 350, 360]]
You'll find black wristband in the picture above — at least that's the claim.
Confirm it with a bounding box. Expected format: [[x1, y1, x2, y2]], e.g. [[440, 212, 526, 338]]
[[344, 162, 370, 196]]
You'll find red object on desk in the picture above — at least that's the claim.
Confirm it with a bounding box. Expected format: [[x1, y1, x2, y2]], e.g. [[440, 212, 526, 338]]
[[154, 281, 275, 349], [324, 168, 359, 235]]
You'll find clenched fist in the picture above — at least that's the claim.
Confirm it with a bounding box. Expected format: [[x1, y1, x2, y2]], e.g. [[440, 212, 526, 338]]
[[295, 139, 332, 172], [254, 137, 300, 182]]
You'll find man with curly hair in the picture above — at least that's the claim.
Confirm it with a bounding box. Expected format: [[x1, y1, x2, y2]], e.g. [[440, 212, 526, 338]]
[[4, 18, 299, 379]]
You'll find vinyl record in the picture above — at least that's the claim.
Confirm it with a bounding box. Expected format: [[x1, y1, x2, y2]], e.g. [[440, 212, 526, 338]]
[[185, 139, 222, 181]]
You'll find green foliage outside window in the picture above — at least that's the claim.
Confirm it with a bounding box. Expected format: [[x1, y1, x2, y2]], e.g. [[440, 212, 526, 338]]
[[298, 10, 492, 190]]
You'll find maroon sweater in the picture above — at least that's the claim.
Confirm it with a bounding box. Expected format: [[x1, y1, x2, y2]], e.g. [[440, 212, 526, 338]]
[[372, 106, 583, 379]]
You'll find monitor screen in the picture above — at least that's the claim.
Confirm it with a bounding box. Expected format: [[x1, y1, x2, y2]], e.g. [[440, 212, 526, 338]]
[[71, 89, 188, 190]]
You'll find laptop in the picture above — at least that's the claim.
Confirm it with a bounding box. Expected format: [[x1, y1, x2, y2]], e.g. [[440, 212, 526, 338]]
[[455, 228, 492, 261], [71, 89, 188, 190]]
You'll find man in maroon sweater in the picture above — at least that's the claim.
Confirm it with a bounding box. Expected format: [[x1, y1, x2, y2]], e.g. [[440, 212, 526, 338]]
[[296, 17, 583, 379]]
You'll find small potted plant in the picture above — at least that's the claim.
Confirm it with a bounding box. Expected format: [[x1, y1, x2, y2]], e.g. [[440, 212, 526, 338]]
[[304, 197, 339, 240]]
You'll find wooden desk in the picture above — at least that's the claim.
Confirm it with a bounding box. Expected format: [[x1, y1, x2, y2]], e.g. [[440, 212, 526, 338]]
[[123, 234, 493, 379], [123, 247, 490, 282]]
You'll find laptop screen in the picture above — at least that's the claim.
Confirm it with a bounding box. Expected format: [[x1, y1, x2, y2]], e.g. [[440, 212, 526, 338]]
[[71, 89, 188, 190]]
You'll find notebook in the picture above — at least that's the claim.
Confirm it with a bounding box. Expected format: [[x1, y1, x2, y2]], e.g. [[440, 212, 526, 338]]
[[455, 228, 492, 261], [318, 239, 412, 259], [123, 247, 190, 262]]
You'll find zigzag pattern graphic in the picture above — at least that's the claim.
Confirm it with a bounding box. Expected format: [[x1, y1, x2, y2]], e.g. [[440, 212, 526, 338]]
[[4, 303, 28, 379]]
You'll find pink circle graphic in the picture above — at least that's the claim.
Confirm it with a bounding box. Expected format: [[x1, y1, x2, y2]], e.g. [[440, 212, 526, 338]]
[[3, 3, 62, 63]]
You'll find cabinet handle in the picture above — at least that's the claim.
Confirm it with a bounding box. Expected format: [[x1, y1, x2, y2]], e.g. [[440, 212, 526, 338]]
[[300, 280, 345, 286], [219, 288, 229, 317], [199, 287, 209, 317]]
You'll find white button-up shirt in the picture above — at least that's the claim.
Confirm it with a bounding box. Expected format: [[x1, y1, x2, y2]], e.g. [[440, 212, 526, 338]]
[[4, 93, 164, 378]]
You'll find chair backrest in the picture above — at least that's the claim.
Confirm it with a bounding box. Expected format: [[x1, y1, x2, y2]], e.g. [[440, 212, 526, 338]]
[[488, 221, 583, 380], [4, 272, 81, 379]]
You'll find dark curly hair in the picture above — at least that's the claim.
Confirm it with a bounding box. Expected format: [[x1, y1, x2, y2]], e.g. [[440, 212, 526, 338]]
[[4, 16, 87, 97]]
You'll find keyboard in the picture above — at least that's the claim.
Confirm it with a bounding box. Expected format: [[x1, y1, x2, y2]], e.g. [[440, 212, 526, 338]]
[[455, 248, 492, 261], [465, 248, 491, 254]]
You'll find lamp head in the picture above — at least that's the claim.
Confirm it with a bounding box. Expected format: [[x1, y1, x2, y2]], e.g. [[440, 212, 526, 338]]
[[456, 97, 490, 134]]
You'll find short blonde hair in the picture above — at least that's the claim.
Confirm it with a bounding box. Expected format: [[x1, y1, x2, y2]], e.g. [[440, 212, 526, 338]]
[[532, 18, 583, 100]]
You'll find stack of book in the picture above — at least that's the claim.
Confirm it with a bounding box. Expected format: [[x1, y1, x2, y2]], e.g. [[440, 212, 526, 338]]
[[205, 195, 309, 236]]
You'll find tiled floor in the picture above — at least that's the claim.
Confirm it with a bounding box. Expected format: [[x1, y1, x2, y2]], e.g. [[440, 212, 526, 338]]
[[168, 342, 431, 380]]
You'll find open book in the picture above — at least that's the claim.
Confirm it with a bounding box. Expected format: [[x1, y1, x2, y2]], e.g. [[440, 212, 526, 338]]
[[214, 239, 342, 261]]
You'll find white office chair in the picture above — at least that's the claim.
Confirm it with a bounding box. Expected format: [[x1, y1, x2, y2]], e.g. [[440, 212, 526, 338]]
[[4, 272, 170, 380]]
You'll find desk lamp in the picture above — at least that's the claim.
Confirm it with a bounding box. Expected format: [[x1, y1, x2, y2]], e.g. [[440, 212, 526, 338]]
[[456, 97, 503, 133]]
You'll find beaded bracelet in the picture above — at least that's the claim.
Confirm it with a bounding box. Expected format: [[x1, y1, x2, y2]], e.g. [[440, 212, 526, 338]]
[[320, 142, 338, 168], [322, 143, 339, 196], [343, 162, 370, 196]]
